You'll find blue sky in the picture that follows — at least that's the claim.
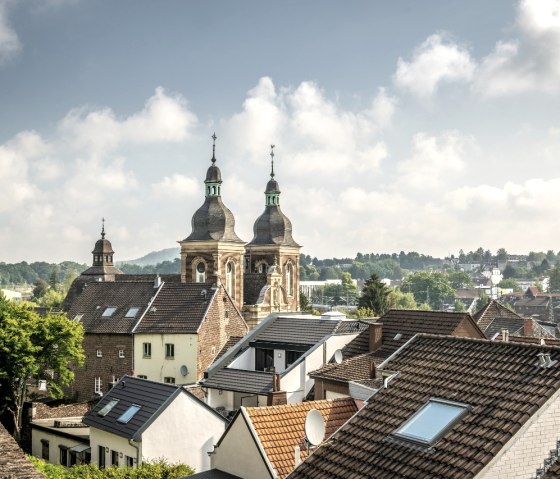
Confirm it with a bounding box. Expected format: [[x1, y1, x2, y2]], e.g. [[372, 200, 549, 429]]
[[1, 0, 559, 263]]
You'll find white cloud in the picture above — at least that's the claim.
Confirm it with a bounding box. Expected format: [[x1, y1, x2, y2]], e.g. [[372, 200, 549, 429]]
[[394, 33, 475, 97], [151, 174, 199, 199], [59, 87, 198, 154], [397, 131, 474, 189], [0, 1, 21, 64], [474, 0, 560, 97]]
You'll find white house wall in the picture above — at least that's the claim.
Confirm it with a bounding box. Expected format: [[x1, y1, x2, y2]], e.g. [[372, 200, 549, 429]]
[[143, 392, 226, 472], [90, 427, 139, 468], [228, 348, 255, 370], [211, 413, 274, 479], [476, 388, 560, 479], [134, 333, 198, 385], [31, 425, 88, 466]]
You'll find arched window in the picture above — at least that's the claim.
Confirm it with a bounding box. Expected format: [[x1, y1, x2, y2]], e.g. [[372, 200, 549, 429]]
[[286, 263, 293, 296], [226, 262, 234, 297], [196, 262, 206, 283]]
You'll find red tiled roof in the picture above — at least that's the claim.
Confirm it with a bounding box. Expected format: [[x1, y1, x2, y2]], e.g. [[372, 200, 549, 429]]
[[245, 398, 358, 478], [290, 335, 560, 479]]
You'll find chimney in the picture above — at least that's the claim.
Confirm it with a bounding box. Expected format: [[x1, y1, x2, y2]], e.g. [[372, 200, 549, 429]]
[[267, 373, 287, 405], [524, 318, 533, 337], [369, 323, 382, 353], [295, 445, 301, 468], [369, 359, 376, 379], [154, 275, 162, 289], [501, 329, 509, 342]]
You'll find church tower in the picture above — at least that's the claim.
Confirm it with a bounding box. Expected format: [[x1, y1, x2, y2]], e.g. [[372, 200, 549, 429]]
[[179, 134, 245, 310], [81, 219, 123, 282], [243, 146, 301, 327]]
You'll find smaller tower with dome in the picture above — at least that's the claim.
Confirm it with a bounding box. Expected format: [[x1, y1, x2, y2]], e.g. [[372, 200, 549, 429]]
[[81, 218, 123, 281]]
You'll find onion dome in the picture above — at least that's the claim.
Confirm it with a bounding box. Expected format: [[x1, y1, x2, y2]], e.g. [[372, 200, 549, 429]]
[[80, 219, 123, 278], [184, 133, 243, 243], [248, 146, 299, 247]]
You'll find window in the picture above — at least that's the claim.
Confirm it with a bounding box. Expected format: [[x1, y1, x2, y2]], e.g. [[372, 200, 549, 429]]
[[226, 262, 234, 297], [96, 349, 102, 357], [59, 446, 68, 466], [285, 350, 303, 369], [102, 307, 116, 317], [255, 348, 274, 371], [94, 377, 102, 394], [143, 342, 151, 358], [393, 398, 470, 446], [118, 349, 125, 358], [286, 263, 293, 295], [165, 343, 175, 359], [98, 399, 119, 417], [125, 307, 139, 318], [196, 262, 206, 283], [137, 375, 147, 379], [111, 450, 119, 466], [117, 405, 141, 424], [41, 439, 49, 460], [98, 445, 105, 468], [125, 455, 134, 467], [164, 377, 175, 384], [257, 262, 267, 274]]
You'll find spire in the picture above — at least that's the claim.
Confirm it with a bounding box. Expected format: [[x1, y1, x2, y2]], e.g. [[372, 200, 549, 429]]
[[101, 217, 106, 239], [211, 132, 217, 164], [270, 144, 275, 179]]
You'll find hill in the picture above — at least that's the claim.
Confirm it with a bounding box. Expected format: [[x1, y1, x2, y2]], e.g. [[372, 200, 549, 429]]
[[117, 247, 180, 267]]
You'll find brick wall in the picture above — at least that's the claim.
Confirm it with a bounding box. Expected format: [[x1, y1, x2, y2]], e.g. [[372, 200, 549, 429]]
[[454, 318, 486, 339], [197, 286, 248, 379], [477, 387, 560, 478], [67, 333, 133, 402]]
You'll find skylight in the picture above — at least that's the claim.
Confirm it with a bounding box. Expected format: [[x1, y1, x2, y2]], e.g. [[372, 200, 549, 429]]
[[102, 307, 117, 317], [97, 399, 119, 417], [74, 314, 84, 321], [393, 398, 470, 445], [117, 404, 141, 424], [125, 307, 140, 318]]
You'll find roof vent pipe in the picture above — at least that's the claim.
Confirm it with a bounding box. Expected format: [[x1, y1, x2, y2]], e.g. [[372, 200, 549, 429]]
[[501, 329, 509, 342], [154, 275, 162, 289], [295, 445, 301, 468]]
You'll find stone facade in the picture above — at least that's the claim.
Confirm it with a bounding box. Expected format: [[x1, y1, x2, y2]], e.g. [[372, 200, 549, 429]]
[[66, 333, 133, 402]]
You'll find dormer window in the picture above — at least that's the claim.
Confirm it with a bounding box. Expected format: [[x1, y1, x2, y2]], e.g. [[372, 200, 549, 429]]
[[393, 398, 470, 446], [102, 307, 116, 317]]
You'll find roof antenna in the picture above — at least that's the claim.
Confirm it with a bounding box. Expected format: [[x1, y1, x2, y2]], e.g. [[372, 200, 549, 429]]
[[101, 217, 105, 239], [270, 144, 275, 178], [211, 133, 217, 164]]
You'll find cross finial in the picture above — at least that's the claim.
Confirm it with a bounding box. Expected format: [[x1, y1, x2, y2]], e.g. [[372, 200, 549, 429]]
[[270, 144, 275, 178], [211, 133, 217, 164], [101, 217, 105, 239]]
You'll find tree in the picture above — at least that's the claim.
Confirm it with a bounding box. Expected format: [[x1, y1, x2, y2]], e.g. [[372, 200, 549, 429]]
[[386, 289, 417, 310], [496, 248, 508, 261], [502, 264, 517, 279], [454, 299, 467, 312], [358, 274, 390, 315], [448, 270, 475, 289], [300, 292, 309, 311], [0, 298, 84, 438], [401, 271, 455, 310], [349, 307, 375, 319], [49, 265, 60, 291], [32, 279, 49, 299], [550, 264, 560, 293], [475, 290, 489, 313], [498, 278, 521, 292]]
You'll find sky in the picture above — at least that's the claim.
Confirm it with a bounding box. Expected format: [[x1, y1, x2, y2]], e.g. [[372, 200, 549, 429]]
[[1, 0, 560, 263]]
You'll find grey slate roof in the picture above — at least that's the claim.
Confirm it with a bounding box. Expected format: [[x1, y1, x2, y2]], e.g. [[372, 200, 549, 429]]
[[484, 317, 524, 339], [253, 316, 342, 346], [247, 204, 300, 247], [187, 470, 242, 479], [66, 281, 156, 333], [83, 375, 225, 440], [184, 196, 244, 243], [202, 369, 273, 395], [133, 282, 215, 334]]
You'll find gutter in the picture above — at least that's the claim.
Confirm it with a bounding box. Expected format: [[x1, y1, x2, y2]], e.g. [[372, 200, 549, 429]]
[[128, 438, 140, 467]]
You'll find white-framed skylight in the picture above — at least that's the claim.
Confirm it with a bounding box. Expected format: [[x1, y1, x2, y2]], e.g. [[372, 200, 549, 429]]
[[102, 307, 117, 317], [117, 404, 141, 424], [74, 314, 84, 321], [125, 307, 140, 318], [393, 398, 470, 446], [98, 399, 119, 417]]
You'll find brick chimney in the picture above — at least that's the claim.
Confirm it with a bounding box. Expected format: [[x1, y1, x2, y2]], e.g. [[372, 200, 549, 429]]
[[369, 323, 383, 353], [524, 318, 534, 337], [267, 373, 287, 405]]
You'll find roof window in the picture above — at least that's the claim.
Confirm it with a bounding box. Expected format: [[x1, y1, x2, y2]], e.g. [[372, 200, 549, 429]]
[[102, 307, 117, 317], [125, 307, 140, 318], [97, 399, 119, 417], [393, 398, 470, 446], [117, 404, 141, 424]]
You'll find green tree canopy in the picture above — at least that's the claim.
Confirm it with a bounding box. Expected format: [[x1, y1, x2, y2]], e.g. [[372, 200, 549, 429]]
[[387, 289, 417, 310], [498, 278, 522, 292], [358, 274, 391, 315], [550, 264, 560, 293], [401, 271, 455, 310], [447, 270, 475, 289], [0, 298, 84, 437]]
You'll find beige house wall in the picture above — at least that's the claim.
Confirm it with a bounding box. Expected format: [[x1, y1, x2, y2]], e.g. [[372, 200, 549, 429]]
[[89, 427, 139, 468], [477, 387, 560, 479], [212, 412, 274, 479], [133, 333, 198, 385], [31, 422, 88, 466]]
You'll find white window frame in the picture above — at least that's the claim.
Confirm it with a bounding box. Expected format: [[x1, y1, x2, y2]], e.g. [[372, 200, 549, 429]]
[[118, 349, 125, 358], [96, 349, 102, 358], [165, 343, 175, 359], [94, 377, 102, 394]]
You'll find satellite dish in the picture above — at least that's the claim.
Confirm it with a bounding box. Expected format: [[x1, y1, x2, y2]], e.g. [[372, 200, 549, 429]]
[[334, 349, 343, 364], [180, 365, 189, 376], [304, 409, 325, 446]]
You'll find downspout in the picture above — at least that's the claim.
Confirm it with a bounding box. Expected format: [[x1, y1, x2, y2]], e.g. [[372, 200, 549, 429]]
[[128, 439, 141, 467]]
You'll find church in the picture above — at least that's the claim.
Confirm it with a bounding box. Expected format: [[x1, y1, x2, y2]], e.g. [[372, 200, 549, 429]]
[[62, 136, 301, 399]]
